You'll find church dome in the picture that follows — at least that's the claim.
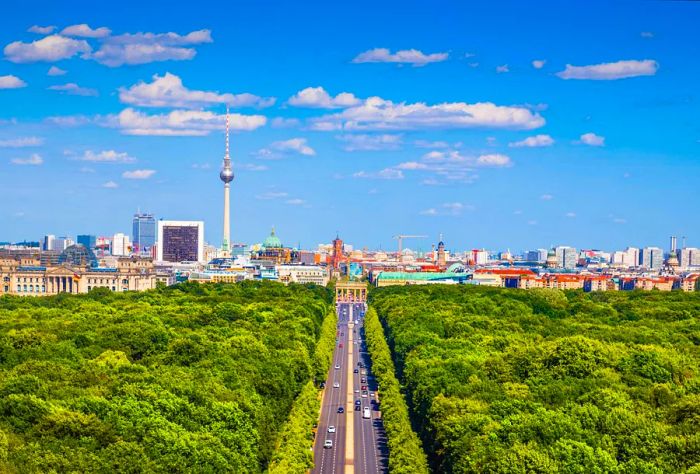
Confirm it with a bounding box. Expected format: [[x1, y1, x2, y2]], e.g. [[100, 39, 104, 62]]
[[263, 227, 282, 249]]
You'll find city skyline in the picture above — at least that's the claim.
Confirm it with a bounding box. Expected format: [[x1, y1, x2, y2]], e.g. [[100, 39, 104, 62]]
[[1, 1, 699, 250]]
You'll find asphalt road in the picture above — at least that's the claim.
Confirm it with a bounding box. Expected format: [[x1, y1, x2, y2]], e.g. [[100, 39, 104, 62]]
[[312, 302, 388, 474]]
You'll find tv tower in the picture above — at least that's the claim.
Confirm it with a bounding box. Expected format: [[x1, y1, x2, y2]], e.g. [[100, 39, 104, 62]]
[[220, 106, 234, 256]]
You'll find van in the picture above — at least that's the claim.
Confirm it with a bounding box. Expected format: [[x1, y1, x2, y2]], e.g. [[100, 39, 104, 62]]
[[363, 407, 371, 419]]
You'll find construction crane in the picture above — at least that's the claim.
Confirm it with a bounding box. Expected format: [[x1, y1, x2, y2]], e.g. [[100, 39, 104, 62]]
[[393, 235, 427, 263]]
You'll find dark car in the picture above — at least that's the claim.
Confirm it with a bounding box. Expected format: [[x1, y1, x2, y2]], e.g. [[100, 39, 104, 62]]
[[355, 400, 361, 405], [354, 369, 358, 373], [337, 406, 344, 414]]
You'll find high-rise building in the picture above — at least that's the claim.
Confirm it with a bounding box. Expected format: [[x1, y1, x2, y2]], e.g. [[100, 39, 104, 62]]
[[623, 247, 640, 267], [132, 213, 156, 254], [157, 220, 204, 263], [112, 233, 131, 256], [219, 108, 234, 256], [555, 246, 578, 269], [526, 249, 548, 263], [77, 234, 96, 249], [42, 235, 55, 251], [53, 236, 73, 252], [641, 247, 664, 270], [680, 247, 700, 269]]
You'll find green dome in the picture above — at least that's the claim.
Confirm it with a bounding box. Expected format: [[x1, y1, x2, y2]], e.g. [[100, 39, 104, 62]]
[[263, 227, 282, 249]]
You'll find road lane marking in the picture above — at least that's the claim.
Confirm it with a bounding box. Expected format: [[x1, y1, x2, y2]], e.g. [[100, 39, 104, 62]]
[[344, 322, 355, 474]]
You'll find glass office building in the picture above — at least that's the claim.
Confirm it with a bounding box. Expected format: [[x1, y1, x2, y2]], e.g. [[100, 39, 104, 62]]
[[132, 213, 156, 254]]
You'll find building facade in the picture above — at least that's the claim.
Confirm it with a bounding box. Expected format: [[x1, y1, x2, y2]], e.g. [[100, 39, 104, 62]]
[[132, 213, 156, 254], [157, 220, 205, 263]]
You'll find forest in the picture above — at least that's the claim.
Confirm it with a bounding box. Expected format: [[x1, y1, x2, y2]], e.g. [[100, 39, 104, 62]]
[[371, 286, 700, 473], [0, 280, 332, 473]]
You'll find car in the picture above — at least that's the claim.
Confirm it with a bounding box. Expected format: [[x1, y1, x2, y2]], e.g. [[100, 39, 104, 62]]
[[355, 405, 360, 411], [339, 343, 343, 348], [361, 377, 367, 383], [361, 392, 368, 398], [353, 369, 358, 373], [324, 440, 333, 449], [354, 389, 359, 393], [328, 426, 336, 433], [355, 400, 361, 405], [333, 382, 340, 388], [361, 385, 367, 390], [337, 406, 344, 413], [335, 365, 340, 370], [370, 392, 375, 397], [320, 382, 326, 389]]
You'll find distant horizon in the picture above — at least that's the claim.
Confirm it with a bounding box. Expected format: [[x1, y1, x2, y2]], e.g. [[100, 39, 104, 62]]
[[2, 1, 699, 250]]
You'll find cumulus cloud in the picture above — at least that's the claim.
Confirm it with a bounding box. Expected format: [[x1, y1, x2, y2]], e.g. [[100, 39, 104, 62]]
[[237, 163, 269, 171], [102, 181, 118, 188], [414, 140, 451, 149], [308, 96, 545, 131], [0, 75, 27, 89], [61, 24, 111, 38], [28, 25, 56, 35], [45, 115, 94, 127], [11, 153, 43, 165], [641, 32, 654, 38], [122, 169, 155, 179], [509, 134, 554, 148], [420, 202, 473, 216], [579, 132, 605, 146], [557, 59, 658, 80], [496, 64, 509, 73], [0, 136, 43, 147], [47, 65, 67, 76], [86, 29, 212, 67], [336, 134, 402, 151], [288, 86, 360, 109], [353, 168, 404, 180], [565, 212, 576, 218], [285, 198, 306, 206], [108, 108, 266, 136], [532, 59, 546, 69], [476, 154, 512, 167], [540, 194, 554, 200], [352, 48, 448, 66], [76, 150, 135, 163], [271, 117, 300, 128], [119, 72, 275, 109], [255, 138, 315, 159], [48, 82, 98, 96], [255, 191, 288, 200], [4, 35, 91, 63]]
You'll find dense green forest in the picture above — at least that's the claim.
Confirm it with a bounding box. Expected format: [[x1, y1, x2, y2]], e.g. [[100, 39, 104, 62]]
[[371, 286, 700, 473], [0, 281, 332, 473]]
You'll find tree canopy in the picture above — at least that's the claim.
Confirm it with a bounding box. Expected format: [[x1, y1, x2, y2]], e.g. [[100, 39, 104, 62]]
[[0, 280, 332, 473], [370, 286, 700, 473]]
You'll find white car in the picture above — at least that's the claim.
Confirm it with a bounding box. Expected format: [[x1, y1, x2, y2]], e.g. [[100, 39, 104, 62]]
[[324, 440, 333, 449], [328, 426, 336, 433], [335, 365, 340, 369], [333, 382, 340, 388], [354, 389, 359, 393]]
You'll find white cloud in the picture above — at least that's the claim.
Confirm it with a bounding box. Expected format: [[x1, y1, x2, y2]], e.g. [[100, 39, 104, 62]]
[[468, 62, 479, 68], [309, 96, 545, 131], [28, 25, 56, 35], [61, 24, 111, 38], [414, 140, 450, 149], [352, 48, 448, 66], [4, 35, 91, 63], [557, 59, 658, 80], [476, 153, 512, 167], [288, 86, 360, 109], [271, 117, 300, 128], [613, 217, 627, 224], [532, 59, 546, 69], [256, 191, 289, 200], [395, 161, 429, 170], [47, 65, 67, 76], [45, 115, 93, 127], [336, 134, 402, 151], [48, 82, 98, 96], [108, 108, 266, 136], [11, 153, 43, 165], [238, 163, 268, 171], [527, 220, 538, 226], [87, 29, 212, 67], [255, 138, 315, 159], [353, 168, 404, 180], [509, 134, 554, 148], [641, 32, 654, 38], [496, 64, 509, 73], [102, 181, 118, 188], [540, 194, 554, 200], [285, 198, 306, 206], [579, 132, 605, 146], [119, 72, 274, 109], [0, 136, 43, 147], [421, 202, 473, 216], [122, 169, 155, 179], [77, 150, 135, 163], [565, 212, 576, 218], [0, 75, 27, 89]]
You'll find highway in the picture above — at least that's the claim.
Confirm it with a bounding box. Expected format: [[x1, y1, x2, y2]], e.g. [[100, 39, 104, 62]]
[[312, 301, 388, 474]]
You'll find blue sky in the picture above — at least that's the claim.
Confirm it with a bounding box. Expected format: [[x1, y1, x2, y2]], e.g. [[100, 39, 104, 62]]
[[1, 0, 698, 253]]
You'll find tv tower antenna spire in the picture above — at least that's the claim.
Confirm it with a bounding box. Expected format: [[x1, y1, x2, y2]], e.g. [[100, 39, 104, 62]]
[[220, 105, 234, 255]]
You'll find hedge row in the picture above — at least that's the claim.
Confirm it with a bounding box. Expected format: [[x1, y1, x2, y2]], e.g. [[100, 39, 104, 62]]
[[364, 307, 429, 474], [268, 310, 338, 473]]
